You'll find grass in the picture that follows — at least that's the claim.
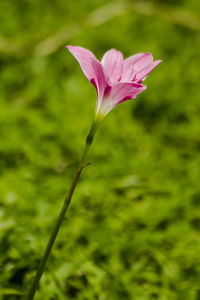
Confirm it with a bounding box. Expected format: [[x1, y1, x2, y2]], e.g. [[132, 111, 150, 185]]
[[0, 0, 200, 299]]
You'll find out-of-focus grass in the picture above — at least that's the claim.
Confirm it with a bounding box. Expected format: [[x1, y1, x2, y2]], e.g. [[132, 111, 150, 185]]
[[0, 0, 200, 299]]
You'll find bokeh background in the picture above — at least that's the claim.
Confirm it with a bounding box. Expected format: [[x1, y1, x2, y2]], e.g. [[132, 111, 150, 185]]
[[0, 0, 200, 299]]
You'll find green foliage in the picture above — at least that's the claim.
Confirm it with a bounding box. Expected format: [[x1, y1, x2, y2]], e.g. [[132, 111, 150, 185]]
[[0, 0, 200, 299]]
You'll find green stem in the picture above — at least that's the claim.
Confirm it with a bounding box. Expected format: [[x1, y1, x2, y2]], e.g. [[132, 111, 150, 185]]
[[25, 119, 99, 300]]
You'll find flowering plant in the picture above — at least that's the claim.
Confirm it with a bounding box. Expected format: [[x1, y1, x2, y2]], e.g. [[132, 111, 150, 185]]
[[26, 46, 161, 299]]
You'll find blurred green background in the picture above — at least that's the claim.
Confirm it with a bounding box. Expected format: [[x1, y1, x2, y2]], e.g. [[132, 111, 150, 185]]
[[0, 0, 200, 299]]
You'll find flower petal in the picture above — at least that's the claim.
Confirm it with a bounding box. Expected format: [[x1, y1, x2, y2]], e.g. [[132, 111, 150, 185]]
[[97, 82, 146, 116], [67, 45, 108, 98], [108, 82, 147, 104], [135, 60, 162, 82], [101, 49, 123, 83], [67, 46, 96, 80], [121, 53, 145, 81], [122, 53, 153, 81], [91, 59, 108, 101]]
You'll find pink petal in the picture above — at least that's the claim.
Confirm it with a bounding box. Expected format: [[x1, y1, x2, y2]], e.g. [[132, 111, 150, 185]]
[[67, 45, 108, 98], [101, 49, 123, 83], [105, 82, 146, 106], [91, 59, 108, 101], [67, 46, 96, 80], [121, 53, 153, 81], [135, 60, 162, 82], [132, 53, 153, 72], [121, 53, 145, 81]]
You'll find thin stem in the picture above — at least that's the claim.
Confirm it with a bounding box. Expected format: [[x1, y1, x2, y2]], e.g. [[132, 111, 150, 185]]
[[25, 119, 99, 300]]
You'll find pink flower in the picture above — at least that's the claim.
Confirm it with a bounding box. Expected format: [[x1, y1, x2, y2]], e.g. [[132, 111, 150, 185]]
[[66, 46, 161, 117]]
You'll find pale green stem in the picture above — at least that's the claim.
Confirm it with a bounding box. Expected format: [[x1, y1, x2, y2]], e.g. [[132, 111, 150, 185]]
[[25, 118, 100, 300]]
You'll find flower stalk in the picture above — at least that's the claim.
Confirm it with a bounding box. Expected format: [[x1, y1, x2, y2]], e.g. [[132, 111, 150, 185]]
[[25, 118, 100, 300]]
